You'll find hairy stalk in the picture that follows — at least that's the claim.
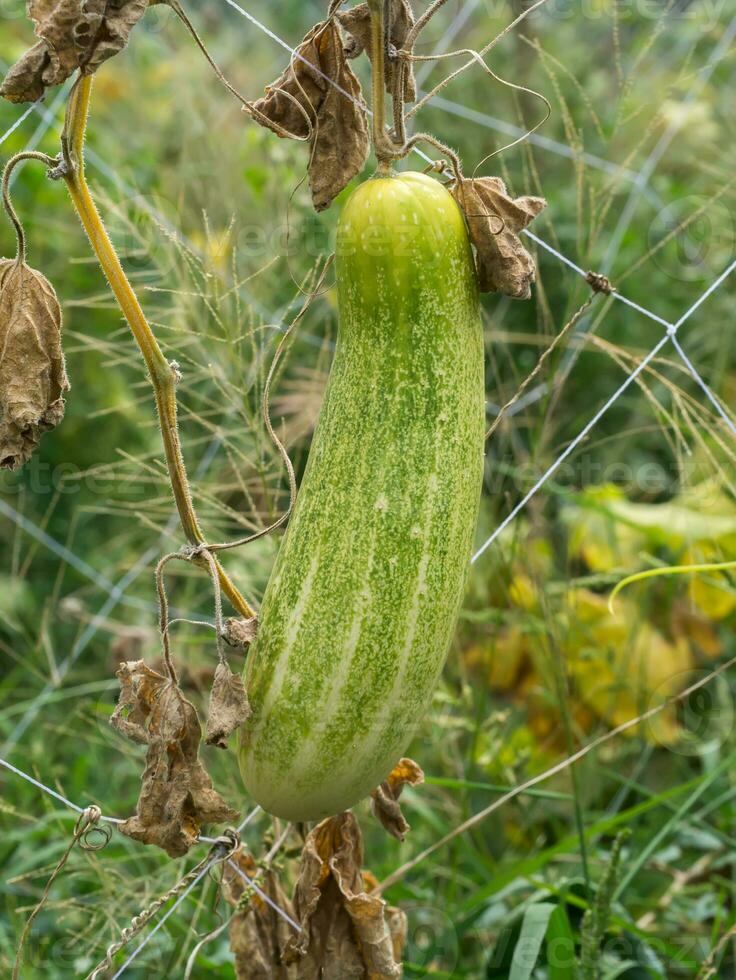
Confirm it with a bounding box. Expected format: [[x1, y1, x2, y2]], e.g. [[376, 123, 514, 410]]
[[2, 151, 56, 263], [59, 74, 254, 619], [404, 0, 452, 49], [368, 0, 402, 169], [578, 831, 629, 977]]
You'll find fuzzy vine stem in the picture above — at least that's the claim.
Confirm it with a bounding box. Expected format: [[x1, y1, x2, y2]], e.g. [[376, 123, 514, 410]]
[[368, 0, 403, 170], [1, 150, 56, 264], [59, 73, 255, 619]]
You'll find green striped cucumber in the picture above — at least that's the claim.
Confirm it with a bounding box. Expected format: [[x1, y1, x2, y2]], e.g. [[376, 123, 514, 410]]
[[238, 171, 485, 821]]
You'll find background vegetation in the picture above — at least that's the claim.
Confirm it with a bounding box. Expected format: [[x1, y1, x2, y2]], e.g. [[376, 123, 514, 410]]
[[1, 0, 735, 976]]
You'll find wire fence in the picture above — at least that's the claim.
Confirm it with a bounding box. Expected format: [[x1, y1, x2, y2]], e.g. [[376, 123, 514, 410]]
[[1, 0, 735, 974]]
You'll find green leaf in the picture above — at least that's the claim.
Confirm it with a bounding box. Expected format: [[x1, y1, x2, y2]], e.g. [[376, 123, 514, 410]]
[[601, 961, 640, 979], [486, 920, 521, 977], [546, 904, 576, 980], [509, 902, 556, 980]]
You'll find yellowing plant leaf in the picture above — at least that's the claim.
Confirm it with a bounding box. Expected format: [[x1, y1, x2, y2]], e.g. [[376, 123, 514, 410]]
[[564, 485, 646, 573], [463, 624, 530, 692], [682, 545, 736, 621], [611, 499, 736, 548], [371, 757, 424, 841], [508, 572, 539, 613], [567, 482, 736, 572], [672, 605, 723, 660], [565, 589, 693, 744]]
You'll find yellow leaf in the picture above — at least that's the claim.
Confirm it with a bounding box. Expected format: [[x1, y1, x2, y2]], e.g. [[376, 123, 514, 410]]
[[683, 545, 736, 621], [564, 590, 694, 744], [462, 625, 529, 692], [565, 485, 645, 572], [509, 573, 539, 612]]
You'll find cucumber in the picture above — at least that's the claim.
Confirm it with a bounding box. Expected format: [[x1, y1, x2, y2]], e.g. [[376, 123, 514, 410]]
[[238, 171, 485, 821]]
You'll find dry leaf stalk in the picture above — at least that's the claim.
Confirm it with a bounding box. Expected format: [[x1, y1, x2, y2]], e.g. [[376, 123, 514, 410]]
[[338, 0, 417, 102]]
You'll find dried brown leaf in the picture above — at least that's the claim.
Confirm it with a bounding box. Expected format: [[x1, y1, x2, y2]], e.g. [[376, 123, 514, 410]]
[[338, 0, 417, 102], [205, 661, 251, 749], [251, 24, 323, 141], [0, 42, 48, 104], [285, 812, 405, 979], [1, 0, 153, 103], [362, 870, 407, 965], [451, 176, 547, 298], [370, 757, 424, 842], [223, 849, 298, 980], [110, 659, 237, 857], [0, 257, 68, 470], [223, 616, 258, 648], [109, 658, 164, 744], [251, 20, 369, 212]]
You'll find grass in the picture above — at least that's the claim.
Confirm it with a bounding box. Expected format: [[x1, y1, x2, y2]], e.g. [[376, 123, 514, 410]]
[[1, 0, 735, 976]]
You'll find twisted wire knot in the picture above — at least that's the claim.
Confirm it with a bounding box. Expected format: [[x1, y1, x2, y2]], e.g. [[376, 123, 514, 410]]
[[76, 805, 112, 851], [586, 270, 615, 295], [211, 827, 241, 858], [85, 826, 241, 980]]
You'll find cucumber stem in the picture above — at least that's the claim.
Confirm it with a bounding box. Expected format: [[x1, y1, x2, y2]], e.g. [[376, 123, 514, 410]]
[[60, 74, 255, 620], [368, 0, 399, 170]]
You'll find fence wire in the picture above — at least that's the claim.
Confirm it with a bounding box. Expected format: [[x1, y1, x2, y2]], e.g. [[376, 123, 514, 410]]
[[213, 0, 736, 567]]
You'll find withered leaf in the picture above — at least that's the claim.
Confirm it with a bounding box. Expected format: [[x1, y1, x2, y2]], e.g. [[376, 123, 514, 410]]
[[363, 870, 407, 965], [0, 257, 68, 470], [1, 0, 153, 103], [223, 848, 298, 980], [223, 616, 258, 648], [285, 811, 406, 979], [110, 659, 237, 857], [251, 20, 369, 212], [370, 757, 424, 842], [205, 661, 251, 749], [338, 0, 416, 102], [451, 176, 547, 298]]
